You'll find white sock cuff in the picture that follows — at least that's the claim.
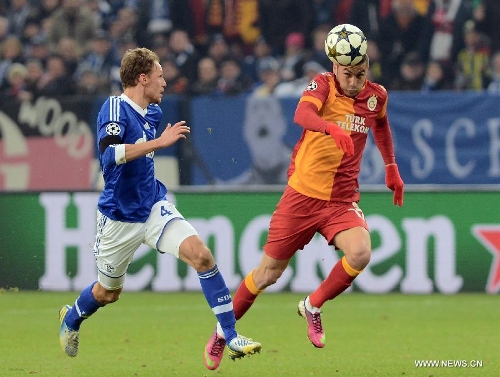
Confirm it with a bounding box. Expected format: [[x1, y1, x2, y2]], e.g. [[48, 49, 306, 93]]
[[216, 322, 224, 338], [305, 296, 321, 313]]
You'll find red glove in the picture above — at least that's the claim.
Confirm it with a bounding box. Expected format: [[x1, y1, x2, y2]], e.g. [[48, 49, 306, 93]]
[[326, 124, 354, 156], [385, 164, 404, 206]]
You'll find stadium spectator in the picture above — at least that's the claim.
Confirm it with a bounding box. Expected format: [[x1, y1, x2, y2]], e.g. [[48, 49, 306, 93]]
[[76, 63, 112, 95], [428, 0, 464, 64], [275, 60, 327, 97], [215, 57, 253, 96], [150, 33, 170, 62], [317, 0, 357, 26], [241, 36, 273, 82], [47, 0, 98, 54], [312, 0, 337, 26], [56, 37, 82, 77], [190, 56, 219, 96], [425, 0, 476, 81], [36, 53, 76, 97], [487, 51, 500, 93], [107, 5, 138, 48], [75, 30, 115, 87], [85, 0, 112, 33], [204, 35, 404, 369], [19, 18, 41, 46], [161, 57, 189, 95], [23, 57, 44, 99], [29, 0, 61, 26], [1, 62, 28, 103], [206, 33, 231, 68], [257, 0, 315, 56], [421, 59, 454, 91], [233, 0, 261, 53], [165, 0, 210, 52], [203, 0, 260, 53], [474, 0, 500, 55], [101, 0, 134, 27], [454, 20, 491, 91], [227, 38, 246, 63], [308, 24, 335, 74], [202, 0, 224, 37], [279, 32, 307, 82], [250, 56, 281, 97], [5, 0, 33, 37], [75, 65, 101, 95], [57, 47, 262, 366], [349, 0, 392, 40], [389, 51, 426, 91], [366, 39, 385, 84], [1, 0, 495, 96], [135, 0, 172, 49], [148, 0, 173, 35], [168, 29, 199, 84], [376, 0, 434, 87], [38, 10, 54, 42], [0, 35, 24, 91], [25, 34, 50, 65]]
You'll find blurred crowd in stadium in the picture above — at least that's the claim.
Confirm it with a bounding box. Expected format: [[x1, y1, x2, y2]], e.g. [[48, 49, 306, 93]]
[[1, 0, 499, 103]]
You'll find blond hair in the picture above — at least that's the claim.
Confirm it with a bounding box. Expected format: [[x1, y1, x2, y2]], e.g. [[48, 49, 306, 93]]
[[119, 48, 159, 89]]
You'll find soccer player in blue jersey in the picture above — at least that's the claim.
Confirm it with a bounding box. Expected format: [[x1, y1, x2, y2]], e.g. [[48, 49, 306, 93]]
[[58, 47, 261, 365]]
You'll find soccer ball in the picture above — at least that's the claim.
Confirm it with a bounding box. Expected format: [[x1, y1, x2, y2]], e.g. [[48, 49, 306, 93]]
[[324, 24, 367, 66]]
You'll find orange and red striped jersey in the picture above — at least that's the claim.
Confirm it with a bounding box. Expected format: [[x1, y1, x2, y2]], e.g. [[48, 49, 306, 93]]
[[288, 72, 388, 202]]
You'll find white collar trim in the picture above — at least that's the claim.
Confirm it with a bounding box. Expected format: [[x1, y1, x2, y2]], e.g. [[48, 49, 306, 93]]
[[120, 93, 147, 116]]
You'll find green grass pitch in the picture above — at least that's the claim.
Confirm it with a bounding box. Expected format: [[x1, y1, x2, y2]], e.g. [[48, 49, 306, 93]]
[[0, 291, 498, 377]]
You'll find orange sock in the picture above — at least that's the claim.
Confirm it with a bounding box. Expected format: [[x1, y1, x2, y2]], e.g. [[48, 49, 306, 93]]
[[309, 257, 361, 308], [232, 270, 264, 320]]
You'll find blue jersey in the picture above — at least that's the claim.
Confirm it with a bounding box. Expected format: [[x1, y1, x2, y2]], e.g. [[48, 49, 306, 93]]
[[96, 94, 167, 222]]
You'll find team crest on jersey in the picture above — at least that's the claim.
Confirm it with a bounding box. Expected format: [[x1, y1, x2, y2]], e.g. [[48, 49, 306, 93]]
[[367, 95, 377, 111], [103, 263, 115, 273], [306, 80, 318, 91], [106, 122, 121, 135]]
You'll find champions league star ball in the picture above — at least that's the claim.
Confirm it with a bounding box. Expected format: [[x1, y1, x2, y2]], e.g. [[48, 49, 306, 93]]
[[325, 24, 368, 66]]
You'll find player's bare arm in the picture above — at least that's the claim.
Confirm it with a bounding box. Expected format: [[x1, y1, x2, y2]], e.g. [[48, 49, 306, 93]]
[[124, 121, 190, 162]]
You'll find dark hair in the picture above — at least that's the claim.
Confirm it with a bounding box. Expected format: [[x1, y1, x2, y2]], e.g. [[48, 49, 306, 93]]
[[357, 54, 369, 67], [119, 48, 159, 89], [335, 54, 369, 68]]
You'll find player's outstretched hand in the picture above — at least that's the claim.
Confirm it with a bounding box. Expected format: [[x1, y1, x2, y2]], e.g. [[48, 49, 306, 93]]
[[157, 121, 190, 148], [326, 124, 354, 156], [385, 164, 404, 207]]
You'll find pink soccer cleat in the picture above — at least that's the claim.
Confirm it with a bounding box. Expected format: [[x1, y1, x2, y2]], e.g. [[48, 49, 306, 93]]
[[297, 297, 325, 348], [204, 327, 226, 370]]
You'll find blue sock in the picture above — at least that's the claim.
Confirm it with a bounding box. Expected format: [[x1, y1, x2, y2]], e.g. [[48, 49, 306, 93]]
[[198, 265, 237, 342], [64, 281, 102, 331]]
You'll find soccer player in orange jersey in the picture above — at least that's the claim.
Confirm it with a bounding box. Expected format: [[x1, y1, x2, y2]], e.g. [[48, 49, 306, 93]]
[[203, 41, 404, 370]]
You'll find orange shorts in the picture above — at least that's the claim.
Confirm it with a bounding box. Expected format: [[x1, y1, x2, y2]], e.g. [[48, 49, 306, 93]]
[[264, 185, 369, 260]]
